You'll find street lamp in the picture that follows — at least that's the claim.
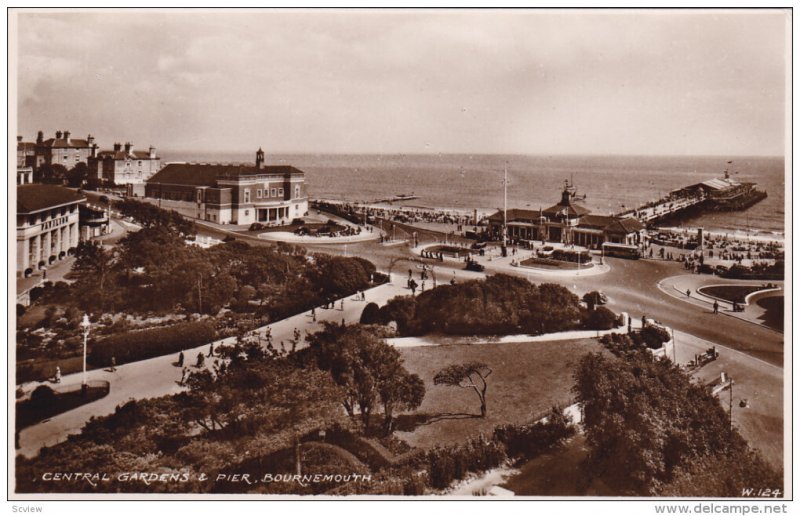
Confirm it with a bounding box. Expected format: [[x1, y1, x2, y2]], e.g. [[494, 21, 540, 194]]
[[80, 314, 90, 392]]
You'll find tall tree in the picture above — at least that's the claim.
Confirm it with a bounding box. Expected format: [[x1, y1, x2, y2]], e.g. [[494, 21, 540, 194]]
[[433, 362, 492, 417], [308, 323, 425, 433]]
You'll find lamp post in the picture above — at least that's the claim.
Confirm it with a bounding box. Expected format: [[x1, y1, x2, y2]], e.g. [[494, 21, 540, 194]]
[[80, 314, 90, 393]]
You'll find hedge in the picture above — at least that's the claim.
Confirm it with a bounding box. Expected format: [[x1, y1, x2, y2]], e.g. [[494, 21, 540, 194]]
[[89, 320, 216, 366]]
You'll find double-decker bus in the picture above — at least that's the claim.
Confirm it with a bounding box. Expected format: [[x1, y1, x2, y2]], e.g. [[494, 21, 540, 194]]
[[602, 242, 641, 260]]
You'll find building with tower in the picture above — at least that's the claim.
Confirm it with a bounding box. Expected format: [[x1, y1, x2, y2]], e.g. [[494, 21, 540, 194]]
[[144, 148, 308, 225], [487, 179, 644, 248]]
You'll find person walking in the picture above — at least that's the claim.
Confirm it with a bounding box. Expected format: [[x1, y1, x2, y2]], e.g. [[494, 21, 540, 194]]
[[713, 300, 719, 314], [311, 307, 316, 321], [178, 350, 184, 367], [54, 366, 61, 384], [180, 367, 188, 386], [340, 299, 345, 311], [110, 356, 116, 372], [686, 289, 691, 298], [209, 342, 214, 357]]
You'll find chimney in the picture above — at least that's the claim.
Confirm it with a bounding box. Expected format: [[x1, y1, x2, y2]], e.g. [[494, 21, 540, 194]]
[[87, 134, 94, 146], [17, 135, 22, 142], [113, 143, 121, 152], [149, 146, 156, 159], [124, 142, 132, 153], [91, 143, 98, 158], [64, 130, 71, 143], [36, 131, 43, 144], [56, 131, 63, 139]]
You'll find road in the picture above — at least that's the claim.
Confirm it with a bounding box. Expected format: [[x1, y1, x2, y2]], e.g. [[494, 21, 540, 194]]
[[199, 221, 784, 368]]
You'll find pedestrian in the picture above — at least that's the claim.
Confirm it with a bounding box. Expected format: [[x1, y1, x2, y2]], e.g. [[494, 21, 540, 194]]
[[713, 300, 719, 314], [196, 352, 205, 368], [178, 350, 184, 367], [686, 289, 691, 298], [209, 342, 214, 356], [180, 367, 188, 385], [361, 290, 366, 301], [54, 366, 61, 384], [340, 299, 345, 311], [110, 356, 116, 372], [311, 307, 316, 321]]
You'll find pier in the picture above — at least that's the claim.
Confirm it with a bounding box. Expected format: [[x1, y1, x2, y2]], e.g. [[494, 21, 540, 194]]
[[617, 192, 706, 225], [617, 173, 767, 226]]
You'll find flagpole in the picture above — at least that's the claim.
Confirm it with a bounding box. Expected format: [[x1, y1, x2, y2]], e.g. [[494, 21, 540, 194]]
[[503, 163, 508, 253]]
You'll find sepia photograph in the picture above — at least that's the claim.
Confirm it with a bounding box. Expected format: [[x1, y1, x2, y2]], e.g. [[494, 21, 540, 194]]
[[7, 6, 791, 505]]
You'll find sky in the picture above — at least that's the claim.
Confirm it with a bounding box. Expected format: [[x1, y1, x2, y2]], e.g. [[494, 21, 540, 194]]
[[13, 9, 788, 156]]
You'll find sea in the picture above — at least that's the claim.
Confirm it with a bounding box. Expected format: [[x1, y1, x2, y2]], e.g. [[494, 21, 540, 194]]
[[158, 152, 786, 238]]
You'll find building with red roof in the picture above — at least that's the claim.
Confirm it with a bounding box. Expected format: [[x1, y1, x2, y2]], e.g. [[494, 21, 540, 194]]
[[144, 148, 307, 226]]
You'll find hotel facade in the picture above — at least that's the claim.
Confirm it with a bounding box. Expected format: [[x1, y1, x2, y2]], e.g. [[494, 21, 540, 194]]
[[88, 142, 161, 185], [144, 149, 308, 225]]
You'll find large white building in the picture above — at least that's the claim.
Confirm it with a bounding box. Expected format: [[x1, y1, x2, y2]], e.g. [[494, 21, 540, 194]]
[[17, 184, 85, 275]]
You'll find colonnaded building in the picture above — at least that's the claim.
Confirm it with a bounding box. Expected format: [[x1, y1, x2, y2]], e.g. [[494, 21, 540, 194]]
[[16, 184, 111, 276], [144, 149, 308, 225], [487, 180, 645, 248], [17, 184, 84, 274]]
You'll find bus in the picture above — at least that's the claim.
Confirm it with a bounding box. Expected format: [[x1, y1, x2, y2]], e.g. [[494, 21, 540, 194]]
[[602, 242, 641, 260]]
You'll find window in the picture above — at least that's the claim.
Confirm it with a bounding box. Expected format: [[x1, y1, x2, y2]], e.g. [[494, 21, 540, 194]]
[[244, 189, 250, 203], [138, 161, 142, 166], [278, 188, 284, 196], [63, 155, 68, 160], [295, 186, 300, 198], [271, 188, 277, 197], [245, 210, 249, 216], [257, 189, 262, 198]]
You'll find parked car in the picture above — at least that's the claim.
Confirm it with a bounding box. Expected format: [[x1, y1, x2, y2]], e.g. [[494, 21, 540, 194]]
[[465, 261, 485, 272]]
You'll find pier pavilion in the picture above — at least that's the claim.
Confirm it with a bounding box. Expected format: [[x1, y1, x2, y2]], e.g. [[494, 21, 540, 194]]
[[487, 182, 645, 249]]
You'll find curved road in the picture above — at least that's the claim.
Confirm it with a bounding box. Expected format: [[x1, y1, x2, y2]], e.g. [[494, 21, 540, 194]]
[[196, 223, 784, 367]]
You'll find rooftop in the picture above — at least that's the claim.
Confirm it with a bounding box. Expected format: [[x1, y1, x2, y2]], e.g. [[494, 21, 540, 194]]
[[147, 162, 304, 187], [17, 184, 86, 214]]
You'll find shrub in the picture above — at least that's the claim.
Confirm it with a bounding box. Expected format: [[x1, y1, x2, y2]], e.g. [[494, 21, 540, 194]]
[[24, 268, 33, 277], [291, 218, 305, 226], [494, 406, 575, 461], [16, 304, 26, 317], [29, 385, 57, 406], [89, 320, 215, 366], [640, 325, 671, 349], [360, 302, 382, 324], [583, 306, 618, 330], [249, 222, 265, 231]]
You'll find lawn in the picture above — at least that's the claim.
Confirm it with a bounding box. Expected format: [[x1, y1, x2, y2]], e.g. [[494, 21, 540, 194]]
[[396, 339, 606, 449], [698, 284, 775, 303], [756, 295, 784, 331], [519, 257, 594, 270]]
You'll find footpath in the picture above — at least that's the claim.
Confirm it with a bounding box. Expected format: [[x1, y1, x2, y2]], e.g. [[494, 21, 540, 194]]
[[16, 279, 410, 458]]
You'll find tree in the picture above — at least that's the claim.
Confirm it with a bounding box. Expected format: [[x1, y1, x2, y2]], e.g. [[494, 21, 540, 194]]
[[308, 323, 425, 433], [37, 163, 68, 184], [379, 369, 425, 434], [71, 240, 118, 312], [433, 362, 492, 417], [572, 350, 764, 495], [66, 163, 89, 188]]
